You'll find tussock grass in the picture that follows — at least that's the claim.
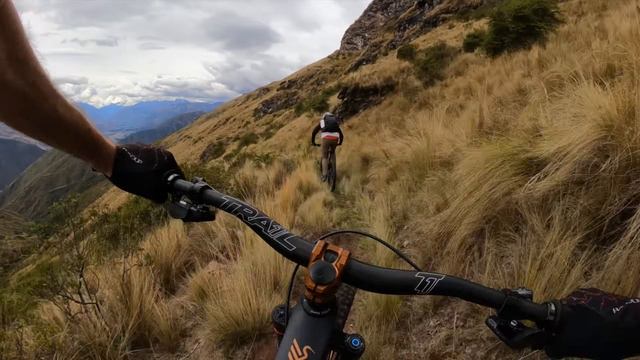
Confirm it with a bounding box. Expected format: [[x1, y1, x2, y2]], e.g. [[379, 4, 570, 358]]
[[201, 249, 288, 348], [294, 191, 335, 234], [142, 221, 193, 293], [12, 0, 640, 358], [39, 263, 183, 359]]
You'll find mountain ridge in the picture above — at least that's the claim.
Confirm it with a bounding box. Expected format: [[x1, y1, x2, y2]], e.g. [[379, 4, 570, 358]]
[[76, 99, 222, 138], [0, 110, 207, 219]]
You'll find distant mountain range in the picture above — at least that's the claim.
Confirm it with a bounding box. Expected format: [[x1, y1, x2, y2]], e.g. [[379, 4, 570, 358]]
[[0, 99, 220, 201], [77, 99, 221, 138], [0, 110, 207, 219], [120, 111, 206, 144]]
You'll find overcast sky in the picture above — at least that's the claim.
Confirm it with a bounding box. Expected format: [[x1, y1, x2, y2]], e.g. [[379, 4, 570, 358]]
[[14, 0, 369, 107]]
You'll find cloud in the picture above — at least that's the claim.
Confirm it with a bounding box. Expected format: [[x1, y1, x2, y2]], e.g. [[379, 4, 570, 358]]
[[15, 0, 370, 106], [55, 76, 238, 107], [203, 54, 296, 93], [54, 76, 89, 85], [139, 42, 166, 50], [16, 0, 149, 28], [63, 36, 119, 47], [201, 12, 282, 53]]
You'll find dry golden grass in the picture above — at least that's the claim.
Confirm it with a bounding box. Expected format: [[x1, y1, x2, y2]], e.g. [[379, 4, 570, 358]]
[[142, 220, 193, 293], [36, 263, 183, 359], [15, 0, 640, 358]]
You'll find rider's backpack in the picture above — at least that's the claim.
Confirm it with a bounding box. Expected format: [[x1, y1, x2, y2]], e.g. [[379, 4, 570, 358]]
[[320, 114, 340, 132]]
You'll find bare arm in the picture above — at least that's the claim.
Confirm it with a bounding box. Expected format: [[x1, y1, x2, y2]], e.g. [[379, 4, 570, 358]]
[[0, 0, 116, 175]]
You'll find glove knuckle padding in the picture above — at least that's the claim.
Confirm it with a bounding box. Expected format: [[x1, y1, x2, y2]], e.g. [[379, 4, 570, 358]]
[[108, 144, 183, 203], [545, 288, 640, 359]]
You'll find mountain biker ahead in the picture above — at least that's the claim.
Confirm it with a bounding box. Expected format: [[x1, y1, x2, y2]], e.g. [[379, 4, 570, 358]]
[[311, 112, 343, 181], [1, 1, 639, 358]]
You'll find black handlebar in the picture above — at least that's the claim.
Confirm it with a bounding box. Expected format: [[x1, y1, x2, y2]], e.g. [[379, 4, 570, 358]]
[[167, 176, 555, 335]]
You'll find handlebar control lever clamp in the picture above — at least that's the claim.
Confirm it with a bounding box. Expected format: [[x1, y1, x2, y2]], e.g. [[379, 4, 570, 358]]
[[167, 176, 216, 222]]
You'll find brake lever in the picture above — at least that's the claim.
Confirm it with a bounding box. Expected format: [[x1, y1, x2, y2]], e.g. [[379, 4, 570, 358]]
[[485, 287, 546, 350], [486, 316, 545, 349], [168, 199, 215, 222], [167, 177, 216, 222]]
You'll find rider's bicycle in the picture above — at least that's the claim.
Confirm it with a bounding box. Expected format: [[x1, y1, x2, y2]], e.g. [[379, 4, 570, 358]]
[[325, 146, 337, 192], [315, 144, 338, 192], [166, 175, 558, 360]]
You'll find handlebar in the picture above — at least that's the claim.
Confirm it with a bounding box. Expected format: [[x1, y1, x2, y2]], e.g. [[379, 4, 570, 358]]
[[167, 176, 556, 346]]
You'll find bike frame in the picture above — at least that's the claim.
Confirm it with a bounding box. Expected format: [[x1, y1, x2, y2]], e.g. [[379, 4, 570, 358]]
[[168, 177, 556, 359], [277, 300, 339, 359]]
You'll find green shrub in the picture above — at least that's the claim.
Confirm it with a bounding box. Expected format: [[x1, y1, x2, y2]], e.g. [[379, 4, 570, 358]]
[[396, 44, 417, 61], [200, 142, 226, 161], [463, 30, 487, 53], [237, 132, 259, 147], [183, 162, 233, 194], [482, 0, 561, 57], [91, 197, 167, 252], [28, 195, 81, 239], [295, 86, 339, 115], [455, 0, 505, 21], [295, 94, 329, 115], [414, 42, 458, 86]]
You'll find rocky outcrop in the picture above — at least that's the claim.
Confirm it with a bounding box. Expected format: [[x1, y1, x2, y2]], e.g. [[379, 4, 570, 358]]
[[340, 0, 483, 72], [334, 81, 396, 120], [253, 91, 300, 118], [340, 0, 421, 53]]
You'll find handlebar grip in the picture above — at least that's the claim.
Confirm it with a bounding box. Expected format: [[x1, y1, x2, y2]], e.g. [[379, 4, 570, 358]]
[[170, 178, 193, 194], [167, 175, 214, 203]]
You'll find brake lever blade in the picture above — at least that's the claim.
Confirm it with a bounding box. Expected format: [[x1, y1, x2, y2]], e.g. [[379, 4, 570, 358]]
[[167, 199, 215, 222], [168, 200, 190, 219], [486, 316, 545, 350]]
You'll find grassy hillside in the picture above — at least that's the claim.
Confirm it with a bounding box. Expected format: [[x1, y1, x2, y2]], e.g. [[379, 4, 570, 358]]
[[0, 210, 37, 278], [0, 112, 206, 221], [0, 138, 45, 190], [2, 0, 640, 359], [0, 150, 107, 220]]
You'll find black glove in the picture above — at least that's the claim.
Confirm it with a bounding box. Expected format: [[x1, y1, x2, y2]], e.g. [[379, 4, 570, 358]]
[[545, 288, 640, 359], [108, 144, 183, 203]]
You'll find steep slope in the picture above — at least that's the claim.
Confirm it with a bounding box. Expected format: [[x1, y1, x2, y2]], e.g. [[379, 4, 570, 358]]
[[0, 210, 37, 279], [6, 0, 640, 359], [0, 150, 105, 219], [0, 111, 206, 220], [0, 138, 45, 190]]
